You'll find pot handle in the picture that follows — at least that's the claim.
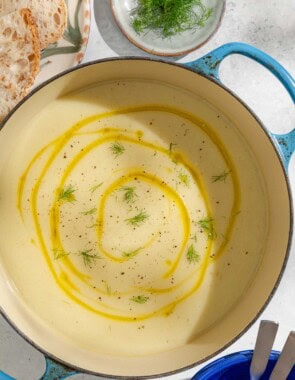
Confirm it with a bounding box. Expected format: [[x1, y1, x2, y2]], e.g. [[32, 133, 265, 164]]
[[0, 370, 15, 380], [39, 357, 78, 379], [184, 42, 295, 168]]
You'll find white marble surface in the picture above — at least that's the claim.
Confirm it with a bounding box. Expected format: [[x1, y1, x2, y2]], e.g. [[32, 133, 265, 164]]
[[0, 0, 294, 379]]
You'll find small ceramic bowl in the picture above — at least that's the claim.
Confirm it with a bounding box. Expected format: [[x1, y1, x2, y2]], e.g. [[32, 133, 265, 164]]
[[110, 0, 226, 56], [192, 350, 295, 380]]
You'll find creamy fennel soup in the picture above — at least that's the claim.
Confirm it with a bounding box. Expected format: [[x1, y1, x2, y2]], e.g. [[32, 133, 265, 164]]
[[0, 80, 268, 356]]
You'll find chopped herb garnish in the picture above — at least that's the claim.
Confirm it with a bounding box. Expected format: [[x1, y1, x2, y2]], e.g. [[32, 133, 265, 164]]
[[186, 244, 200, 264], [110, 141, 125, 157], [191, 233, 198, 242], [87, 223, 99, 229], [81, 208, 97, 215], [90, 182, 103, 194], [131, 295, 149, 304], [169, 142, 177, 154], [212, 170, 230, 183], [106, 283, 112, 295], [122, 248, 141, 259], [131, 0, 213, 38], [119, 186, 138, 204], [53, 248, 69, 260], [178, 172, 190, 187], [221, 233, 229, 242], [58, 185, 76, 202], [169, 142, 178, 163], [198, 217, 217, 240], [125, 210, 149, 226], [78, 249, 101, 267]]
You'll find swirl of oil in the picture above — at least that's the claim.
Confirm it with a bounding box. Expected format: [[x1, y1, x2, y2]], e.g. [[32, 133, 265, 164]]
[[17, 105, 240, 321], [96, 171, 190, 266], [49, 133, 210, 308]]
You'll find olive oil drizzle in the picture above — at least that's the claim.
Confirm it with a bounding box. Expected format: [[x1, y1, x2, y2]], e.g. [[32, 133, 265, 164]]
[[17, 105, 240, 321], [17, 139, 59, 220], [50, 133, 209, 280], [49, 134, 194, 289], [96, 170, 191, 275]]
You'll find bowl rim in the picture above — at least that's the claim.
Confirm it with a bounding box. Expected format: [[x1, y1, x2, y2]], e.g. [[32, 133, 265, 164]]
[[0, 57, 293, 379]]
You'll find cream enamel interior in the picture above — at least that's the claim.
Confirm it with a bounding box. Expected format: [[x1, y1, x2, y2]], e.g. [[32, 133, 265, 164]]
[[0, 60, 291, 377]]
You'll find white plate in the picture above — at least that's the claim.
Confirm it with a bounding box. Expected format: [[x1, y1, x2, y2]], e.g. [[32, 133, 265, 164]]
[[111, 0, 225, 56], [34, 0, 91, 88]]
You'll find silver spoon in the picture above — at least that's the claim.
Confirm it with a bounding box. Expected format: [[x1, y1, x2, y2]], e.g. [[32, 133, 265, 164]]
[[269, 331, 295, 380], [250, 320, 279, 380]]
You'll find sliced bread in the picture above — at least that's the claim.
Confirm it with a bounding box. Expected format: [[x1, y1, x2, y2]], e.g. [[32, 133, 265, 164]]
[[0, 0, 67, 49], [27, 0, 67, 49], [0, 8, 40, 121]]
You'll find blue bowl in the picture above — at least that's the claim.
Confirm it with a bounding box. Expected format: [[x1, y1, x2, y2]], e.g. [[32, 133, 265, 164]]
[[192, 350, 295, 380]]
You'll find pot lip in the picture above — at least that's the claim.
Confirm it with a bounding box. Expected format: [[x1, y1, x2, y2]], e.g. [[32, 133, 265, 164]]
[[0, 57, 293, 379]]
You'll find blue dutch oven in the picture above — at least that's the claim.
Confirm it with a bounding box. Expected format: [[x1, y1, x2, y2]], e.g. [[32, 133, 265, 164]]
[[0, 43, 294, 378]]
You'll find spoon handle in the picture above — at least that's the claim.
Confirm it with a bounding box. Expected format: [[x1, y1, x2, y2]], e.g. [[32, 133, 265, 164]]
[[269, 331, 295, 380], [250, 320, 279, 380]]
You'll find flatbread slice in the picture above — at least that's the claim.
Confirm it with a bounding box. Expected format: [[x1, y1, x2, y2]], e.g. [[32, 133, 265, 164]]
[[0, 8, 40, 121]]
